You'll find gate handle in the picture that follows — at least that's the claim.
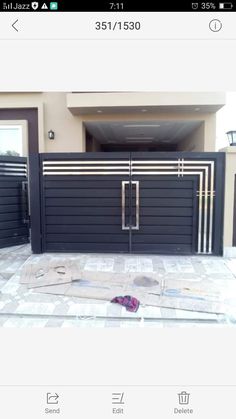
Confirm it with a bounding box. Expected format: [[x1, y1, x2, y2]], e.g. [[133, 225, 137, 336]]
[[132, 181, 140, 230], [122, 181, 129, 230]]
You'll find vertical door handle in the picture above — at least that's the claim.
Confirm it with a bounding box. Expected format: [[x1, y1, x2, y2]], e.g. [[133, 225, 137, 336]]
[[122, 181, 129, 230], [132, 181, 140, 230]]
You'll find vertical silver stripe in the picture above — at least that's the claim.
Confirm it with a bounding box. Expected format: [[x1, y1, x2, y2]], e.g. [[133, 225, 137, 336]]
[[131, 181, 140, 230], [203, 166, 209, 254], [198, 172, 203, 254], [208, 162, 215, 254]]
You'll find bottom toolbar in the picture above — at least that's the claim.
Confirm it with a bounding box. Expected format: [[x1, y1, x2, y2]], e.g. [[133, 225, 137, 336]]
[[0, 385, 235, 418]]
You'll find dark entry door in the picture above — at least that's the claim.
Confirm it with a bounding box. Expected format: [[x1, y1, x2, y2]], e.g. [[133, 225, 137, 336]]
[[0, 156, 29, 249], [41, 153, 130, 252]]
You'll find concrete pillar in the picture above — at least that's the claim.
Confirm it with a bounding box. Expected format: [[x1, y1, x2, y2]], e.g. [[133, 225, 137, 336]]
[[220, 147, 236, 257]]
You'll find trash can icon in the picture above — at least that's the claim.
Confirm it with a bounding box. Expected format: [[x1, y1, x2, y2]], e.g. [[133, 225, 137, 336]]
[[178, 391, 190, 405]]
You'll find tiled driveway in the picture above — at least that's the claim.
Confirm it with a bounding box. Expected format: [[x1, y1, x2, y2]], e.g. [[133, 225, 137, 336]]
[[0, 244, 236, 328]]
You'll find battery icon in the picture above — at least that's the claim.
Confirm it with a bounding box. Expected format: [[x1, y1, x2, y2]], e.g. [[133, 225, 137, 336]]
[[219, 2, 234, 8]]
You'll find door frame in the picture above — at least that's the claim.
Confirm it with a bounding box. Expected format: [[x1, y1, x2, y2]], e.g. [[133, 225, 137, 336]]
[[0, 108, 41, 253]]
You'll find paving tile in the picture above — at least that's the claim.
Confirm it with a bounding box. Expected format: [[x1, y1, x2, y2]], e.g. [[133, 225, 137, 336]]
[[84, 257, 114, 272], [52, 303, 70, 316], [1, 301, 19, 313], [45, 319, 64, 327], [0, 315, 10, 326], [15, 302, 55, 315], [3, 317, 48, 328], [67, 303, 109, 317]]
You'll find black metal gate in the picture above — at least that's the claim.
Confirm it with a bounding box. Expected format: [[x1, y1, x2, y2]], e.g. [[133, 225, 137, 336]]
[[0, 156, 30, 249], [39, 152, 225, 255]]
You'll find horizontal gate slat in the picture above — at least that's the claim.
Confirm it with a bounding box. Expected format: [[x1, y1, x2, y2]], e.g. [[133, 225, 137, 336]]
[[45, 243, 129, 252], [45, 197, 193, 207], [45, 198, 122, 207], [44, 189, 122, 198], [45, 206, 193, 217], [0, 197, 23, 205], [46, 234, 128, 243], [132, 234, 192, 244], [139, 198, 193, 207], [132, 243, 192, 254], [46, 215, 121, 225], [134, 180, 194, 189], [45, 188, 194, 199], [139, 216, 192, 226], [44, 175, 129, 182], [45, 206, 122, 216], [0, 205, 21, 214], [45, 208, 193, 218], [0, 220, 25, 230], [0, 227, 28, 239], [134, 225, 192, 235], [46, 225, 124, 234], [0, 189, 20, 197], [0, 236, 29, 248], [46, 215, 192, 226], [0, 213, 22, 222], [45, 180, 124, 189], [0, 182, 23, 189], [140, 207, 193, 216], [140, 189, 193, 198]]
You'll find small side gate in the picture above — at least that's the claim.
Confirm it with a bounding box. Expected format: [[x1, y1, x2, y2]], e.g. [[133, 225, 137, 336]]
[[0, 156, 29, 249], [39, 152, 225, 255]]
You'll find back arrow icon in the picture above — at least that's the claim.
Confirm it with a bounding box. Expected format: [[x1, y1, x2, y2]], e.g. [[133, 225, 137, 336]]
[[12, 19, 19, 32]]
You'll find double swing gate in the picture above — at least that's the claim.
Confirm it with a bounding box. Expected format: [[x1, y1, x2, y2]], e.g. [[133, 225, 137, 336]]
[[40, 152, 225, 255]]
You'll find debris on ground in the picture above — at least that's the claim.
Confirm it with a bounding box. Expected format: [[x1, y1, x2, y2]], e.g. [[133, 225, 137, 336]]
[[111, 295, 140, 312]]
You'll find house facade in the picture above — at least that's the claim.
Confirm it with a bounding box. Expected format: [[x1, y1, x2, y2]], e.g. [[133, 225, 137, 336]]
[[0, 92, 235, 257]]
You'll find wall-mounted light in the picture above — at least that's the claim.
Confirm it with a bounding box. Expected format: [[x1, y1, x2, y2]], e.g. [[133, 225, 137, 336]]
[[227, 131, 236, 146], [48, 130, 55, 140]]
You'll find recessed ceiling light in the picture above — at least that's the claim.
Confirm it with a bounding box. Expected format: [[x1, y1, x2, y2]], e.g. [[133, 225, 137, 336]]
[[97, 110, 103, 113], [125, 136, 154, 140], [195, 108, 200, 111], [123, 124, 161, 128], [127, 140, 153, 143], [141, 109, 147, 112]]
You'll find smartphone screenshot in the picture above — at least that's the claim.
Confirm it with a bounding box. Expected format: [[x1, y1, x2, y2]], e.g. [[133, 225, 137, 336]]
[[0, 1, 236, 417]]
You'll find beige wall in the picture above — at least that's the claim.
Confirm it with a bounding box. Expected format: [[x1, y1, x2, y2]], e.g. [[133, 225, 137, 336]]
[[67, 92, 226, 110], [221, 147, 236, 251], [42, 93, 84, 152], [0, 92, 85, 153], [0, 92, 221, 153]]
